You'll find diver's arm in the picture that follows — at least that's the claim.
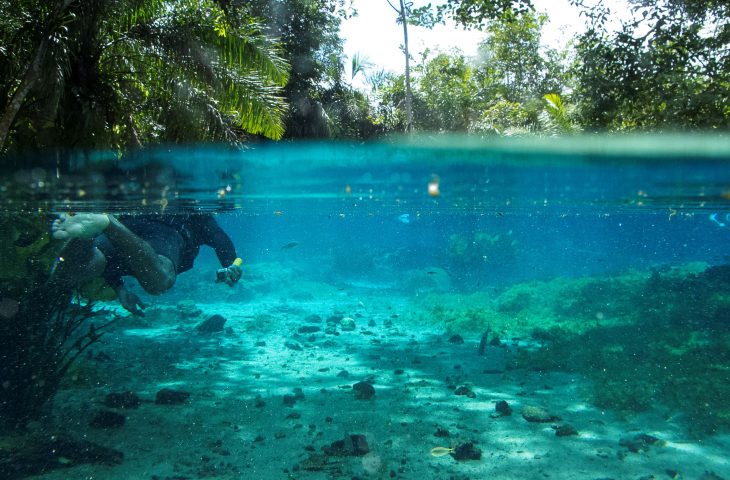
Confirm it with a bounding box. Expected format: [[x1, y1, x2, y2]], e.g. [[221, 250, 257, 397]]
[[198, 215, 238, 267], [196, 215, 242, 286]]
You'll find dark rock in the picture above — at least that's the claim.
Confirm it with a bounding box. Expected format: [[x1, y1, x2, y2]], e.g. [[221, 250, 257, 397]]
[[104, 391, 141, 409], [323, 434, 369, 456], [450, 442, 482, 461], [553, 424, 579, 437], [285, 341, 303, 351], [393, 369, 405, 375], [255, 340, 266, 347], [196, 314, 226, 333], [368, 319, 377, 327], [286, 412, 301, 419], [454, 385, 476, 398], [353, 382, 375, 400], [89, 410, 126, 429], [340, 317, 356, 331], [448, 334, 464, 344], [521, 405, 560, 423], [494, 400, 512, 417], [155, 388, 191, 405], [326, 315, 343, 325], [619, 433, 663, 453], [337, 370, 349, 378], [283, 388, 305, 406], [298, 326, 320, 334]]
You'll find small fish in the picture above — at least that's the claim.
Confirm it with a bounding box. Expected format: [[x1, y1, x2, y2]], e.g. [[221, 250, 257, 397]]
[[273, 210, 284, 216], [430, 447, 454, 457], [281, 241, 299, 250], [427, 271, 437, 275], [398, 213, 410, 224]]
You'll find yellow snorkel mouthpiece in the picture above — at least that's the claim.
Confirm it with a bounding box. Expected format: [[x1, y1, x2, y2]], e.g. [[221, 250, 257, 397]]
[[233, 258, 243, 267]]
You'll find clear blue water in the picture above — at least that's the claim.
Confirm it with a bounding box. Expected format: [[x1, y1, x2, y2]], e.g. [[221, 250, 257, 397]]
[[2, 136, 730, 479]]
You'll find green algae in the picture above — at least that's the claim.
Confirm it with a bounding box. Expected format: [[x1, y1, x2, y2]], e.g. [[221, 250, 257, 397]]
[[409, 262, 730, 434]]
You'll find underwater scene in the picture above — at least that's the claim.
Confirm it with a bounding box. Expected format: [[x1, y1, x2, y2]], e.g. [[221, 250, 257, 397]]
[[2, 137, 730, 480]]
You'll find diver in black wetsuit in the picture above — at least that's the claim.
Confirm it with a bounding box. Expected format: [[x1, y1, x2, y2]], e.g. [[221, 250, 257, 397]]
[[50, 213, 242, 316]]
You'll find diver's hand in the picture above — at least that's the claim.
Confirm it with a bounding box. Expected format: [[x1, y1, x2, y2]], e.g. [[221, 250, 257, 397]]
[[216, 259, 242, 286], [116, 285, 147, 317]]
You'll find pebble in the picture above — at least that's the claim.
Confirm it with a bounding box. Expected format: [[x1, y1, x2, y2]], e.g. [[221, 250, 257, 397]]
[[521, 405, 561, 423], [451, 441, 482, 461], [493, 400, 512, 417]]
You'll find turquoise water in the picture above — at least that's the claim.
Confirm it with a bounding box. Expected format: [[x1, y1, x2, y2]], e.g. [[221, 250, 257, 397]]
[[2, 137, 730, 479]]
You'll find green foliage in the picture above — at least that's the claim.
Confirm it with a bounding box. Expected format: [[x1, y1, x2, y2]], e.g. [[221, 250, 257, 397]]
[[372, 10, 569, 136], [572, 0, 730, 131], [416, 52, 477, 131], [242, 0, 379, 139], [471, 97, 530, 134], [411, 0, 534, 29], [1, 0, 290, 151]]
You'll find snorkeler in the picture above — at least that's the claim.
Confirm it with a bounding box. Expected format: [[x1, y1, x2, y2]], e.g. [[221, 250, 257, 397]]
[[50, 213, 242, 316]]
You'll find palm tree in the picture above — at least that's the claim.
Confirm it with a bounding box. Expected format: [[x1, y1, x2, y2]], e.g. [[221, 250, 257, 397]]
[[0, 0, 290, 152]]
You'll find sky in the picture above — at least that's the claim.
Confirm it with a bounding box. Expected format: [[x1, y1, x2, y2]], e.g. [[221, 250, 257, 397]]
[[340, 0, 629, 82]]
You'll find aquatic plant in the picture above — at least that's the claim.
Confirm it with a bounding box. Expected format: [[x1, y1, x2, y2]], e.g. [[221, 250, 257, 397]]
[[446, 230, 516, 287], [0, 288, 112, 428], [0, 216, 113, 429], [513, 266, 730, 435], [412, 261, 730, 434]]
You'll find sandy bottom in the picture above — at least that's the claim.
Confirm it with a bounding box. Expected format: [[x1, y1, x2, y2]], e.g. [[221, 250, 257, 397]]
[[20, 267, 730, 480]]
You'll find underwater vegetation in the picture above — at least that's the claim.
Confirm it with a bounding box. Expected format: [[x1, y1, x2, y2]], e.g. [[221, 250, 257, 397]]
[[409, 262, 730, 435], [0, 215, 111, 428], [446, 230, 517, 287]]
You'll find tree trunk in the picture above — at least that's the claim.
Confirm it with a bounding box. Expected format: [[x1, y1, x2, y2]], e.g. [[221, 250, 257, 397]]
[[0, 0, 74, 152], [399, 0, 414, 134], [0, 35, 51, 151]]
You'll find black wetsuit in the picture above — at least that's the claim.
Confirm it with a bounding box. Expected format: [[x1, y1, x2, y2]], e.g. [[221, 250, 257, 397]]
[[95, 214, 237, 289]]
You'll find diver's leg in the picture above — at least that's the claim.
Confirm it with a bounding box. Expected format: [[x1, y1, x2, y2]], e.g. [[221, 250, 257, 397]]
[[52, 213, 176, 295], [49, 238, 107, 291], [103, 216, 176, 295], [50, 214, 110, 290]]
